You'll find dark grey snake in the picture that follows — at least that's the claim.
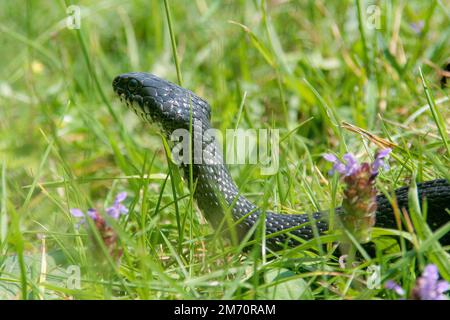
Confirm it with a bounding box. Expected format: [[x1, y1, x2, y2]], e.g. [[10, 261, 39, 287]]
[[113, 72, 450, 247]]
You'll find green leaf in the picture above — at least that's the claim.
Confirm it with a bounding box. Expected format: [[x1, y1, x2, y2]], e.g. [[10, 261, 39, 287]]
[[262, 268, 313, 300]]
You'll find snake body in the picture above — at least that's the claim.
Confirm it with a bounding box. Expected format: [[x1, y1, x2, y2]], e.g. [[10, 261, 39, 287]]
[[113, 72, 450, 247]]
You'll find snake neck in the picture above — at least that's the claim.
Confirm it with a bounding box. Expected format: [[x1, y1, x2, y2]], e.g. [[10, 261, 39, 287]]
[[174, 122, 258, 232], [175, 123, 329, 245], [182, 162, 258, 230]]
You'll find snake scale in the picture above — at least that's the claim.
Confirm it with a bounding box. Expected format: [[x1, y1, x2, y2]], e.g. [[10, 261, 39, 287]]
[[113, 72, 450, 247]]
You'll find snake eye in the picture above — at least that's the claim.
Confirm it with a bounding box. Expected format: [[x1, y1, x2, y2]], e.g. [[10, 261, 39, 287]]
[[127, 79, 139, 92]]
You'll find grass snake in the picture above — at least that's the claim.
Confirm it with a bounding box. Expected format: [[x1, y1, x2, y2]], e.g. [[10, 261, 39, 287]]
[[113, 72, 450, 247]]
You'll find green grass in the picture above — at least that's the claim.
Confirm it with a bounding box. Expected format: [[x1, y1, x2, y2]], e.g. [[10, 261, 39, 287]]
[[0, 0, 449, 300]]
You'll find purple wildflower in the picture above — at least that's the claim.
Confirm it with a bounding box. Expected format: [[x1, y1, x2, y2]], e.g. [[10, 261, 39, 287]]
[[385, 280, 406, 296], [70, 208, 99, 219], [412, 264, 449, 300], [70, 208, 99, 228], [323, 153, 346, 176], [323, 149, 392, 243], [385, 264, 449, 300], [372, 148, 391, 175], [70, 192, 129, 227], [70, 208, 84, 218], [69, 192, 129, 261], [410, 21, 424, 34], [324, 152, 363, 176], [342, 153, 359, 176], [87, 208, 98, 219], [105, 192, 128, 219], [324, 149, 391, 178]]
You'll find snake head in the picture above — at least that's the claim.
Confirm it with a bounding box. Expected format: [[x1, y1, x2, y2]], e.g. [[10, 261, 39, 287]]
[[113, 72, 211, 133]]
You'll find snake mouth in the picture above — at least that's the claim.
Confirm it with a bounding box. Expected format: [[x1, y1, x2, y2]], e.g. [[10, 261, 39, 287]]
[[113, 72, 213, 136], [112, 73, 150, 121], [113, 75, 140, 103]]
